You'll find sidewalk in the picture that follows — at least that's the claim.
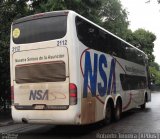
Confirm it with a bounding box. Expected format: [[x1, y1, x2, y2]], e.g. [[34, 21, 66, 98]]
[[0, 111, 14, 126]]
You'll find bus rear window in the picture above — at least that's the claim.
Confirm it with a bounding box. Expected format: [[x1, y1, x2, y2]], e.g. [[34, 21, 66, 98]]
[[15, 62, 66, 83], [12, 16, 67, 44]]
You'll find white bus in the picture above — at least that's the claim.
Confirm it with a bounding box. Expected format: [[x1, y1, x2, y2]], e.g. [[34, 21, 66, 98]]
[[10, 10, 151, 125]]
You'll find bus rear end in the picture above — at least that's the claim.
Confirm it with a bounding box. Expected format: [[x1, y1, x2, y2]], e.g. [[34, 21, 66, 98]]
[[10, 11, 80, 125]]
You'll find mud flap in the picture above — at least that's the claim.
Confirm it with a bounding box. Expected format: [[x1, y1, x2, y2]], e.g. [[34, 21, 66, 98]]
[[81, 93, 95, 124]]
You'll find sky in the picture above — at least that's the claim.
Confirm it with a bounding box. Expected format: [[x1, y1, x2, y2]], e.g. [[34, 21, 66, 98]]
[[120, 0, 160, 64]]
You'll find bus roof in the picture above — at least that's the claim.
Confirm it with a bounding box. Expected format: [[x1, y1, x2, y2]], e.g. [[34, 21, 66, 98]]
[[13, 10, 69, 25], [12, 10, 147, 58]]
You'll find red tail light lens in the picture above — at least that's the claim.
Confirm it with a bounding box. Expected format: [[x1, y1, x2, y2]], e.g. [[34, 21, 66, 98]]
[[69, 83, 77, 105]]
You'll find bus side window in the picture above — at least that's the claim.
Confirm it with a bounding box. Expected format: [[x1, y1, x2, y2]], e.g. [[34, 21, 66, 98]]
[[120, 42, 127, 59], [97, 29, 106, 52], [88, 26, 99, 50], [109, 35, 117, 56], [120, 74, 147, 91], [76, 16, 99, 51]]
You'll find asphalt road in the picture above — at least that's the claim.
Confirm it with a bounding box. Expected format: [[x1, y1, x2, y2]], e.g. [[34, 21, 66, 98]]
[[1, 92, 160, 139]]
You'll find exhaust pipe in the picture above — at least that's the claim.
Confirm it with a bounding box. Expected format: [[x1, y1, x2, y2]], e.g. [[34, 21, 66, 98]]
[[22, 118, 28, 124]]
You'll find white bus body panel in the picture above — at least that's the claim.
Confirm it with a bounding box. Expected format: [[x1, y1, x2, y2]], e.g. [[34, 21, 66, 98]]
[[11, 105, 81, 125]]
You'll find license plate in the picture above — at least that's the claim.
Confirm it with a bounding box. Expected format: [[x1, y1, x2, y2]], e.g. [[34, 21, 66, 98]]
[[34, 105, 45, 110]]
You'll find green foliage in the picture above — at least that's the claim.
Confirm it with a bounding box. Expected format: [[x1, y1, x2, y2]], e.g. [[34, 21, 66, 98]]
[[0, 0, 30, 104], [100, 0, 129, 38], [149, 66, 160, 85], [150, 62, 160, 71], [149, 62, 160, 85], [126, 29, 156, 63], [30, 0, 102, 24]]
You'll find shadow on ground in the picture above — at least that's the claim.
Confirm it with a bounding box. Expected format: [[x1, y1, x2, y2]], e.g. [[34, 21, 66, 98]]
[[19, 107, 151, 138]]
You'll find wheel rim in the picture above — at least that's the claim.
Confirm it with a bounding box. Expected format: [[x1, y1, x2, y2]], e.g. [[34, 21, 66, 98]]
[[115, 102, 122, 120], [106, 105, 111, 121], [116, 106, 120, 117]]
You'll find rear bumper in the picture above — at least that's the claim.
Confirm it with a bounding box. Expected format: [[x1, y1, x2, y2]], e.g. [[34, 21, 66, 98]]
[[11, 105, 81, 125]]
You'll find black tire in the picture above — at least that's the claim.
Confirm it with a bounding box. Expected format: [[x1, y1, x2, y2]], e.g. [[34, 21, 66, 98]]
[[140, 95, 147, 110], [114, 100, 122, 121], [103, 103, 112, 125], [140, 103, 146, 109]]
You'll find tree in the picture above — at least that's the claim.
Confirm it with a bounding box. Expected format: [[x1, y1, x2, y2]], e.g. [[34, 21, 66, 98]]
[[145, 0, 160, 4], [126, 29, 156, 63], [30, 0, 102, 24], [149, 62, 160, 85], [0, 0, 30, 110], [150, 62, 160, 71], [149, 66, 160, 85], [99, 0, 129, 38]]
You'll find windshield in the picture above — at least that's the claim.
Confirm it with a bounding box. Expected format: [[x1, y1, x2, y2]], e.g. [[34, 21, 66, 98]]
[[12, 15, 67, 44]]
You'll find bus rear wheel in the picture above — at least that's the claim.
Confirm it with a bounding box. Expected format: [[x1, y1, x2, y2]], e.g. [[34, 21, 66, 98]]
[[103, 103, 112, 125], [140, 103, 146, 109], [114, 100, 122, 121], [140, 94, 147, 110]]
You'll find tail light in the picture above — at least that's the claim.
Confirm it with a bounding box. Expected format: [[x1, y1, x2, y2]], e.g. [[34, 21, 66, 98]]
[[69, 83, 77, 105], [11, 86, 14, 104]]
